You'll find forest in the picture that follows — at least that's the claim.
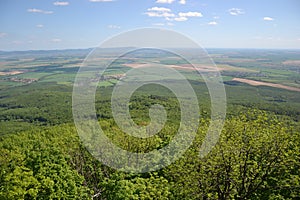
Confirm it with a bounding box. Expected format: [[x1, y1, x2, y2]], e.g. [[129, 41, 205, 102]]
[[0, 49, 299, 199]]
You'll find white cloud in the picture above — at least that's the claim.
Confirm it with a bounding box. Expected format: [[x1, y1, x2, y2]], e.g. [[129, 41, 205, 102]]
[[174, 16, 188, 21], [89, 0, 114, 2], [36, 24, 44, 28], [263, 17, 274, 21], [156, 0, 175, 4], [145, 7, 201, 22], [27, 8, 53, 14], [0, 32, 7, 38], [145, 7, 175, 18], [148, 7, 171, 12], [208, 21, 218, 25], [145, 12, 175, 17], [179, 12, 202, 17], [161, 12, 175, 17], [228, 8, 244, 16], [145, 12, 159, 17], [179, 0, 186, 4], [108, 25, 121, 29], [52, 38, 62, 42], [53, 1, 69, 6]]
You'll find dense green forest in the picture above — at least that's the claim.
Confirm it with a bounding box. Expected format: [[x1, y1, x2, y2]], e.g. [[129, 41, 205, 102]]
[[0, 49, 300, 199], [1, 83, 299, 199]]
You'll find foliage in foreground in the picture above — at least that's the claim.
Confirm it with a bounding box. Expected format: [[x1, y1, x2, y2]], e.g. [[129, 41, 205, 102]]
[[0, 109, 299, 199]]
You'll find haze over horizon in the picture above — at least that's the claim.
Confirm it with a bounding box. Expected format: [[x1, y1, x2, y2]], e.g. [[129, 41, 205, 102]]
[[1, 0, 300, 51]]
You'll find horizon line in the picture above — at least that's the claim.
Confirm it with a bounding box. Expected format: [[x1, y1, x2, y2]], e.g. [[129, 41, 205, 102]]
[[1, 47, 300, 53]]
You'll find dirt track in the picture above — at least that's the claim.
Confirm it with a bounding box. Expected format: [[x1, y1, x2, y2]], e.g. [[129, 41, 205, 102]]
[[0, 71, 24, 76], [232, 78, 300, 92], [122, 63, 221, 72]]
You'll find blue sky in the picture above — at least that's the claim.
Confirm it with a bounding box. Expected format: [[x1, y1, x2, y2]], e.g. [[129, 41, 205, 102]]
[[0, 0, 299, 50]]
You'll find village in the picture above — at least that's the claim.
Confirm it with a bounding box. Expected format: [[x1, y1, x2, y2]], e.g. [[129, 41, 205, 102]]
[[9, 77, 37, 84]]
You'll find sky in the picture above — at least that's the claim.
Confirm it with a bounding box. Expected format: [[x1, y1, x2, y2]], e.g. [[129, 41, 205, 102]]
[[0, 0, 300, 51]]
